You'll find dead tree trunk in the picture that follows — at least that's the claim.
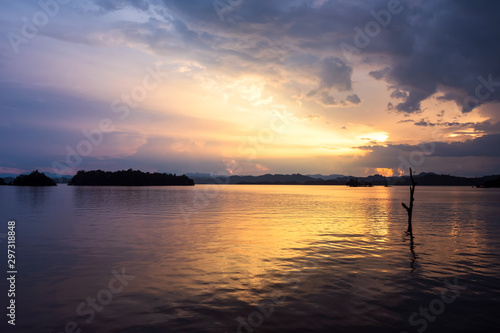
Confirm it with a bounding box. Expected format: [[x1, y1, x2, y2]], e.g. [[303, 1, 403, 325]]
[[401, 168, 416, 234]]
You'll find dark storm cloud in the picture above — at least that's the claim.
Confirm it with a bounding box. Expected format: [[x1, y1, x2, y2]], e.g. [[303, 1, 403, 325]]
[[154, 0, 500, 114], [352, 133, 500, 176], [7, 0, 500, 115], [431, 134, 500, 157], [2, 0, 500, 175], [401, 119, 500, 134], [390, 88, 408, 100], [413, 120, 478, 128], [366, 0, 500, 113], [472, 121, 500, 134], [357, 134, 500, 158]]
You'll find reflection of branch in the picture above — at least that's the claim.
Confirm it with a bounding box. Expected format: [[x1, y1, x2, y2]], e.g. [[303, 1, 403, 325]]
[[409, 231, 416, 273], [402, 168, 418, 272]]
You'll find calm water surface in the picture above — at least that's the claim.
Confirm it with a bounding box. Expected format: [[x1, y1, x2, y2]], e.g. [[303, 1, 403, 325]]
[[0, 185, 499, 332]]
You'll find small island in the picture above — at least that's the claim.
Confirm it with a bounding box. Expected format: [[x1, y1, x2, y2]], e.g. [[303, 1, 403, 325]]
[[9, 170, 57, 186], [346, 178, 373, 187], [68, 169, 195, 186], [479, 177, 500, 188]]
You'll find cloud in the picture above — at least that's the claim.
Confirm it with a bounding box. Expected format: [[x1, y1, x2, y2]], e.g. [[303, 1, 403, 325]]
[[315, 92, 360, 107], [68, 0, 500, 116], [0, 167, 28, 175], [159, 1, 500, 115], [320, 57, 353, 91], [431, 134, 500, 157], [346, 94, 361, 104], [109, 136, 227, 174], [414, 119, 435, 127], [361, 134, 500, 158], [319, 92, 338, 106], [352, 134, 500, 176], [94, 0, 150, 12], [369, 67, 390, 80], [1, 0, 500, 176], [409, 119, 497, 131], [369, 1, 500, 113], [390, 88, 408, 100], [300, 114, 321, 121]]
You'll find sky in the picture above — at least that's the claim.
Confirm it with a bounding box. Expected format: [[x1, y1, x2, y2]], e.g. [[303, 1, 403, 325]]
[[1, 0, 500, 177]]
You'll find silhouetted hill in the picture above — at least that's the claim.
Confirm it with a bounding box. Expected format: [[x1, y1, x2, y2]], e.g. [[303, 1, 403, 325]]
[[186, 173, 212, 179], [390, 173, 500, 186], [230, 173, 317, 184], [0, 178, 6, 186], [1, 177, 15, 184], [192, 174, 358, 185], [10, 171, 57, 186], [190, 172, 500, 186], [68, 169, 194, 186], [482, 177, 500, 188], [192, 174, 320, 184], [53, 176, 72, 184], [306, 174, 345, 180], [345, 178, 373, 187]]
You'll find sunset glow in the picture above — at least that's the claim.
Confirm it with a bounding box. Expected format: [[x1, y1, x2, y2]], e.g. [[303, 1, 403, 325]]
[[1, 0, 499, 177]]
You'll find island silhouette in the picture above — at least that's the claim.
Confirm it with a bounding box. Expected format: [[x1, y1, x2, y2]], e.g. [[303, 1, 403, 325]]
[[4, 170, 57, 186], [2, 170, 499, 187], [189, 172, 500, 187], [68, 169, 194, 186]]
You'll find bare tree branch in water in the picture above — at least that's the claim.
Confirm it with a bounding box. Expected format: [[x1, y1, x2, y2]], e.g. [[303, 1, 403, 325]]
[[401, 168, 416, 234]]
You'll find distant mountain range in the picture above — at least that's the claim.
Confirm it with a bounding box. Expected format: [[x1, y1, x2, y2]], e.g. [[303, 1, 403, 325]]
[[2, 172, 500, 187], [188, 172, 500, 187]]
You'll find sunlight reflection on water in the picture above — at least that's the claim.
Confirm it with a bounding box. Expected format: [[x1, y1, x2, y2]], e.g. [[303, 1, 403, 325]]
[[0, 185, 499, 332]]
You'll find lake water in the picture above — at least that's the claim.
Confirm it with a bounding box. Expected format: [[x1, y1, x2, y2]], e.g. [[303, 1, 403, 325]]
[[0, 185, 499, 333]]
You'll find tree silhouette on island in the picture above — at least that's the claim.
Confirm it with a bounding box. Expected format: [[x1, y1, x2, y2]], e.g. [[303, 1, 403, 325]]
[[9, 170, 57, 186], [346, 178, 373, 187], [68, 169, 194, 186], [481, 177, 500, 188]]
